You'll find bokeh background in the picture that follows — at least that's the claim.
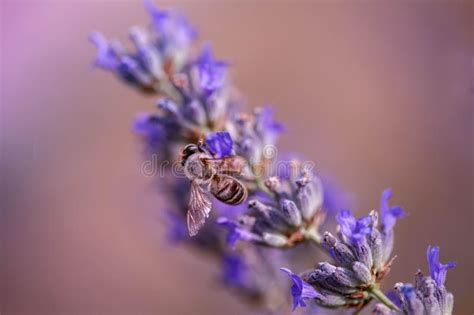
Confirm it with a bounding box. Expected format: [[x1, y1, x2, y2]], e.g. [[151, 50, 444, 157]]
[[1, 1, 473, 314]]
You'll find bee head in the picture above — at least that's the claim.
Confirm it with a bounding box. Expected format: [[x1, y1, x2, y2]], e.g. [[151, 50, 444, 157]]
[[181, 142, 208, 166]]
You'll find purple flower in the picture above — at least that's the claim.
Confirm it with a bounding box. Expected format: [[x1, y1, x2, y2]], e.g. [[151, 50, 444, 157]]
[[280, 268, 318, 310], [217, 169, 325, 249], [144, 0, 169, 28], [90, 31, 158, 89], [380, 188, 405, 232], [216, 217, 262, 249], [228, 106, 285, 165], [133, 112, 164, 146], [206, 131, 233, 158], [427, 245, 456, 286], [336, 209, 373, 244], [144, 0, 196, 49], [195, 44, 229, 94], [89, 32, 120, 70]]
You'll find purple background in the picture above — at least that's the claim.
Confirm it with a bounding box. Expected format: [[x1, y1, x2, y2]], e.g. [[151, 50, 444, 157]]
[[2, 1, 472, 314]]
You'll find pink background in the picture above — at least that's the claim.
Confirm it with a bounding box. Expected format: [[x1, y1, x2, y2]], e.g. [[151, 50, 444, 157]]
[[2, 1, 473, 314]]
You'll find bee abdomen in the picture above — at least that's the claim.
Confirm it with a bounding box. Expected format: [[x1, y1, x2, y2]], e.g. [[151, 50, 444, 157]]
[[211, 175, 247, 205]]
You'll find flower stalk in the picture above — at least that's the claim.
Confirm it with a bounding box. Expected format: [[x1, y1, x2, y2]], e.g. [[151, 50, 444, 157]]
[[369, 286, 401, 312], [90, 2, 458, 314]]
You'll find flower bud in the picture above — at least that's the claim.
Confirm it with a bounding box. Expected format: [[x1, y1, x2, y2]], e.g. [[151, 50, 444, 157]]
[[262, 232, 287, 247], [352, 261, 373, 284], [280, 199, 302, 227], [353, 240, 373, 269], [335, 267, 361, 288], [249, 200, 289, 233], [295, 173, 323, 220], [323, 232, 356, 267], [314, 290, 346, 307]]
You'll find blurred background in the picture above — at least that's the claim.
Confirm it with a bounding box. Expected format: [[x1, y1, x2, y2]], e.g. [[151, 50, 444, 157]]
[[1, 1, 472, 314]]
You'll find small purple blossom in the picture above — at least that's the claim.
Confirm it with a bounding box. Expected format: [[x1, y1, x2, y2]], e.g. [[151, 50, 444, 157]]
[[144, 0, 169, 29], [427, 245, 457, 286], [89, 32, 120, 70], [280, 268, 318, 310], [216, 217, 262, 249], [90, 32, 154, 88], [380, 188, 405, 232], [144, 0, 196, 49], [336, 209, 373, 244], [195, 44, 229, 94], [228, 106, 285, 165], [133, 112, 165, 148], [206, 131, 233, 158]]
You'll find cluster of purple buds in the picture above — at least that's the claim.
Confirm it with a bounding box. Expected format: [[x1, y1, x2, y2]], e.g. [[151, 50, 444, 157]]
[[217, 164, 324, 249], [91, 2, 292, 308], [90, 0, 196, 93], [376, 246, 456, 315], [91, 2, 236, 160], [133, 95, 230, 157], [226, 106, 285, 167], [129, 44, 234, 157], [280, 189, 404, 311]]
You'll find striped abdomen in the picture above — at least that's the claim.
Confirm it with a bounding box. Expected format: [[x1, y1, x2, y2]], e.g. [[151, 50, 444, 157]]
[[210, 175, 247, 205]]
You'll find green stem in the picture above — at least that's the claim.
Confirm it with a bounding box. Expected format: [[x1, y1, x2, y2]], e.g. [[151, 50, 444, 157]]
[[304, 228, 321, 244], [369, 286, 401, 312]]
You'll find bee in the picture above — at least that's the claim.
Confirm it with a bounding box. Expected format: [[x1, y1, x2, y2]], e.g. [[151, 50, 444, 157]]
[[181, 143, 248, 236]]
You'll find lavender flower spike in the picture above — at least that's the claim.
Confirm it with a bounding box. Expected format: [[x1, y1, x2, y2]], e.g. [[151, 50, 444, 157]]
[[91, 3, 462, 315]]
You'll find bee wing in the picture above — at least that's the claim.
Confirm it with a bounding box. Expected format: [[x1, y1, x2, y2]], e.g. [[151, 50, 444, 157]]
[[187, 181, 212, 236]]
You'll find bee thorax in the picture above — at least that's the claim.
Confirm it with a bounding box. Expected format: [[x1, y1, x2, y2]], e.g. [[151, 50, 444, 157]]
[[183, 154, 215, 184]]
